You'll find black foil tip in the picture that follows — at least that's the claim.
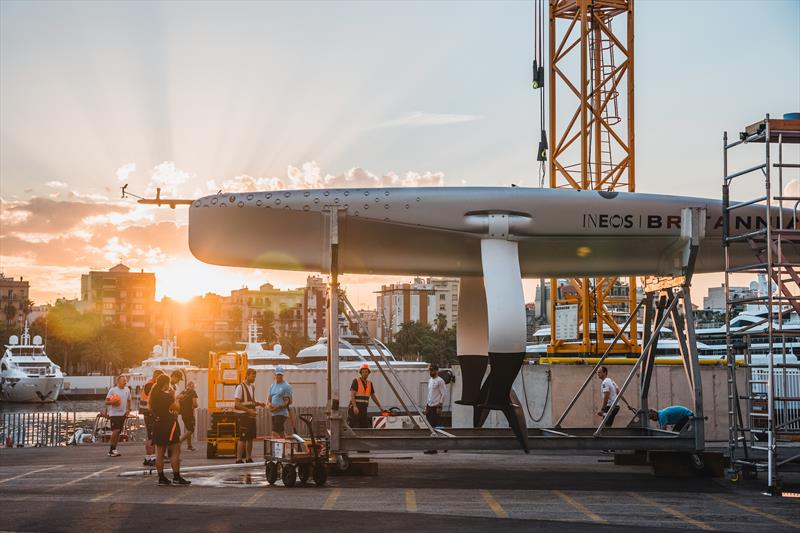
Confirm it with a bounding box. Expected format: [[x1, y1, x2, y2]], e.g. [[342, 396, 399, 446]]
[[455, 355, 488, 406]]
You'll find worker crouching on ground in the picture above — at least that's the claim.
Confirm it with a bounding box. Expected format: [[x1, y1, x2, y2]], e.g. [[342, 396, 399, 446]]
[[104, 374, 131, 457], [150, 374, 190, 486], [348, 363, 383, 428], [268, 366, 293, 437], [235, 368, 264, 463], [649, 405, 694, 432]]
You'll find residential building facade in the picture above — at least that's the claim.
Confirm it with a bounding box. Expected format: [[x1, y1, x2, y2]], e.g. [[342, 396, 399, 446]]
[[376, 277, 459, 343], [80, 264, 156, 330], [0, 274, 30, 330]]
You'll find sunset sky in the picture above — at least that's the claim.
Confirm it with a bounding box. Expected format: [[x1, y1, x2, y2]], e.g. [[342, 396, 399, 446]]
[[1, 0, 798, 308]]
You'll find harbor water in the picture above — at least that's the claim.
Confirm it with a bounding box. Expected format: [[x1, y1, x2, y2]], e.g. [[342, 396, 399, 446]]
[[0, 400, 144, 447]]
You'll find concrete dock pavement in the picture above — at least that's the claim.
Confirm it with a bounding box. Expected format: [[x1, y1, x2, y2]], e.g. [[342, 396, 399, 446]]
[[1, 443, 798, 532]]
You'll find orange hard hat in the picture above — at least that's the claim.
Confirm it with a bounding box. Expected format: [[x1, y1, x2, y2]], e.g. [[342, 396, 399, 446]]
[[108, 394, 121, 406], [359, 364, 370, 372]]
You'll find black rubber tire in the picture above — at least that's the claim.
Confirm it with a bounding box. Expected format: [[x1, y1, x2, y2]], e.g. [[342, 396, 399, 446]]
[[336, 453, 350, 471], [282, 463, 297, 487], [312, 463, 328, 486], [266, 461, 278, 485], [690, 453, 704, 470], [206, 442, 215, 459], [297, 463, 310, 484]]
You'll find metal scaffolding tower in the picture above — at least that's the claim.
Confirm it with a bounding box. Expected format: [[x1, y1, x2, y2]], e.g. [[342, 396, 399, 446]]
[[723, 114, 800, 495]]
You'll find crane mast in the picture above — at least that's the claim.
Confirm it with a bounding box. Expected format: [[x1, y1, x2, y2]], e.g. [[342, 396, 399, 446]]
[[544, 0, 638, 356]]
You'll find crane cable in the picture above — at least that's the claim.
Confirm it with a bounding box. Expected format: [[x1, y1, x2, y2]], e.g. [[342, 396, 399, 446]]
[[533, 0, 547, 188]]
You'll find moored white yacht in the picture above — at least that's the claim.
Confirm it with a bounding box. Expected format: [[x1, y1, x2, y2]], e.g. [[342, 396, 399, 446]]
[[238, 320, 295, 369], [297, 335, 429, 369], [0, 322, 64, 403], [124, 337, 198, 390]]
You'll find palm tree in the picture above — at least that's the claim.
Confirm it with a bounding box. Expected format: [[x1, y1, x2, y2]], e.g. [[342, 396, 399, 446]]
[[21, 299, 34, 322], [3, 303, 17, 328]]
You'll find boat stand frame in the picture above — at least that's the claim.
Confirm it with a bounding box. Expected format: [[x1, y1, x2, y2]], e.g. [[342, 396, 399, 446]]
[[323, 207, 708, 455]]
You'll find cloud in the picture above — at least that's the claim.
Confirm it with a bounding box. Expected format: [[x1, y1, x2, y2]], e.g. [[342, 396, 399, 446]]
[[2, 197, 130, 233], [373, 111, 484, 129], [5, 161, 446, 303], [116, 163, 136, 182], [213, 161, 444, 193]]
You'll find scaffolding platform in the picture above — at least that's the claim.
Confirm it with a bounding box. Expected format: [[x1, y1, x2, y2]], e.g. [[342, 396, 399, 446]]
[[723, 113, 800, 495]]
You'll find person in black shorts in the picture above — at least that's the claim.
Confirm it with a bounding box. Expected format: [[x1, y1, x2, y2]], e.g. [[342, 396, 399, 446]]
[[149, 374, 190, 486], [235, 369, 264, 463], [179, 381, 198, 451], [141, 369, 165, 466]]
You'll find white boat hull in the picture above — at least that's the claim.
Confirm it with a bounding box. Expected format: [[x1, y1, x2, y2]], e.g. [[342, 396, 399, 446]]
[[0, 376, 63, 403]]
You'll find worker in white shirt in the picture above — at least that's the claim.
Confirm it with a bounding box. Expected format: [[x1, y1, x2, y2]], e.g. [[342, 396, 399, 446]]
[[595, 365, 633, 426], [424, 364, 447, 454]]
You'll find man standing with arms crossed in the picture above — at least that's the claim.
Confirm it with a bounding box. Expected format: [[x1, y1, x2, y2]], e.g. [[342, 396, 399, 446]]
[[235, 368, 264, 463], [105, 375, 131, 457]]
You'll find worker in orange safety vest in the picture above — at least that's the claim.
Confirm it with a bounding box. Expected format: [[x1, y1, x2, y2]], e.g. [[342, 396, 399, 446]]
[[348, 364, 383, 428]]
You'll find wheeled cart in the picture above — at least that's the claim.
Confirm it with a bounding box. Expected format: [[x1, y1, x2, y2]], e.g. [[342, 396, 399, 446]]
[[264, 414, 329, 487]]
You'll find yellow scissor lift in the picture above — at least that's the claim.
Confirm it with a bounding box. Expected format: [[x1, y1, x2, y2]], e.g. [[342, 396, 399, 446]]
[[206, 351, 248, 458]]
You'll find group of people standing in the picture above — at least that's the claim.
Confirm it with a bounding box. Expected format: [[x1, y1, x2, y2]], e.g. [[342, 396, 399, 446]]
[[103, 369, 198, 486], [233, 366, 295, 463], [347, 363, 447, 436], [141, 370, 198, 485]]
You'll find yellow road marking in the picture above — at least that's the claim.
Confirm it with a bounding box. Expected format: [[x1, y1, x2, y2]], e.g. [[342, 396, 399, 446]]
[[90, 478, 147, 502], [628, 492, 714, 531], [58, 466, 119, 488], [322, 488, 341, 510], [709, 494, 800, 530], [405, 489, 417, 512], [0, 465, 62, 485], [553, 490, 606, 523], [241, 491, 264, 507], [480, 489, 508, 519]]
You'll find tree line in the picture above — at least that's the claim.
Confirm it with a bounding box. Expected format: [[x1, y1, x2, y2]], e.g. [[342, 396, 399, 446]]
[[1, 302, 458, 374]]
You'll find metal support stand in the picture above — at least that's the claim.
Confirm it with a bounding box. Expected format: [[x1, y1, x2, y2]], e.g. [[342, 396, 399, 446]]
[[324, 208, 343, 453], [321, 206, 710, 457], [555, 208, 706, 450]]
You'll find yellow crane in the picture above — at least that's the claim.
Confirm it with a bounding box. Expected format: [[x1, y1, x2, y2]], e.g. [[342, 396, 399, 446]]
[[534, 0, 639, 356]]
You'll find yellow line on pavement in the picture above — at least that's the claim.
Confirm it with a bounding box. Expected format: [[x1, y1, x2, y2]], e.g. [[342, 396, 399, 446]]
[[628, 492, 714, 531], [322, 488, 341, 510], [553, 490, 606, 523], [480, 489, 508, 519], [241, 491, 264, 507], [60, 466, 119, 488], [405, 489, 417, 512], [708, 494, 800, 530], [0, 465, 62, 485]]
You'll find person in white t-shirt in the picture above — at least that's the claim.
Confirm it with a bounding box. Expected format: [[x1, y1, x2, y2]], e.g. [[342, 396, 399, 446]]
[[595, 366, 631, 427], [104, 375, 132, 457], [424, 364, 448, 454]]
